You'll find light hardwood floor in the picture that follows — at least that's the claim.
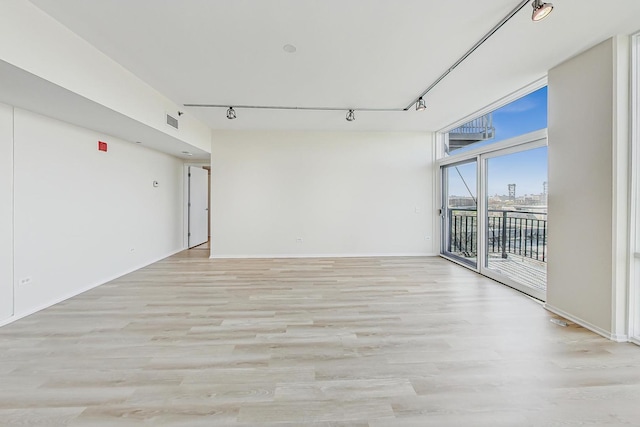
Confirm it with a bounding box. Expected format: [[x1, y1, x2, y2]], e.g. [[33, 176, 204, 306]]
[[1, 248, 639, 426]]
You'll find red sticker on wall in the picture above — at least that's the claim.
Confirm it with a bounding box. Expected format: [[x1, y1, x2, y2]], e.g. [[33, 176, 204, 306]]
[[98, 141, 108, 152]]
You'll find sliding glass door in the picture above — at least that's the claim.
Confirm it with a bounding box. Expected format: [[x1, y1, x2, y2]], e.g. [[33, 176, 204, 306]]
[[482, 146, 548, 300], [440, 133, 548, 300], [441, 160, 478, 268]]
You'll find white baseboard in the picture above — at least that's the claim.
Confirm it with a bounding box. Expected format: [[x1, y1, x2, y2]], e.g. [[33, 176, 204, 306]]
[[544, 303, 629, 342], [631, 336, 640, 346], [0, 248, 183, 329], [210, 252, 437, 259]]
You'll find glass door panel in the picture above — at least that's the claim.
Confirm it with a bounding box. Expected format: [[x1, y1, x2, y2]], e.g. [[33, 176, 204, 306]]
[[441, 160, 478, 268], [484, 146, 548, 298]]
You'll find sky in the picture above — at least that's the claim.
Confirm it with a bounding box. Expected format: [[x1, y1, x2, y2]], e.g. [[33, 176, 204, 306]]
[[447, 87, 548, 198]]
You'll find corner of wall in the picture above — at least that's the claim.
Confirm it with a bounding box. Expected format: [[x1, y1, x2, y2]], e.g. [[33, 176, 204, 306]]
[[547, 37, 615, 336], [611, 34, 632, 338], [0, 102, 14, 321], [547, 36, 634, 341]]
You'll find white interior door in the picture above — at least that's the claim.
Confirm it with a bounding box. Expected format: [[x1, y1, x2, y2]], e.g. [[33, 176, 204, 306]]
[[188, 166, 208, 248]]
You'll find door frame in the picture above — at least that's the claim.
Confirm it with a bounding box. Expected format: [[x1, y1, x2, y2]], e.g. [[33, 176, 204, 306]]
[[438, 129, 548, 299], [629, 31, 640, 345], [478, 139, 548, 301], [440, 158, 479, 269], [182, 162, 209, 250], [187, 166, 209, 248]]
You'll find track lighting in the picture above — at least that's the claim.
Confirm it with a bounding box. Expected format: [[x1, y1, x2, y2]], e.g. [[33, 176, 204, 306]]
[[346, 109, 355, 122], [188, 1, 557, 121], [531, 0, 553, 21]]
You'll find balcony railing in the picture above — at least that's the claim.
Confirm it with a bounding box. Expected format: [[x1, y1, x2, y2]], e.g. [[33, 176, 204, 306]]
[[449, 115, 494, 139], [447, 208, 548, 262], [447, 113, 496, 153]]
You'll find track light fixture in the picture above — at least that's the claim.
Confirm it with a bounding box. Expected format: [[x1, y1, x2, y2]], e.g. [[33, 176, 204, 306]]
[[531, 0, 553, 21], [226, 107, 236, 120], [416, 97, 427, 111], [346, 109, 356, 122]]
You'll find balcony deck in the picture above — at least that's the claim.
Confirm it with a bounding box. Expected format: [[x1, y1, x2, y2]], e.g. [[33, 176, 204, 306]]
[[487, 254, 547, 292], [451, 253, 547, 293]]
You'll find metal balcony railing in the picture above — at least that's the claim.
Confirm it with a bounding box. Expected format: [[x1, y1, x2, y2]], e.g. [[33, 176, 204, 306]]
[[448, 113, 495, 141], [450, 115, 493, 136], [447, 114, 496, 153], [447, 208, 548, 262]]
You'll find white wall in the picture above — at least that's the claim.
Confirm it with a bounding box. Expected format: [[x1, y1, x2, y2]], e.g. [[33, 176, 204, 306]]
[[547, 37, 629, 340], [0, 103, 13, 320], [210, 131, 435, 257], [3, 108, 184, 322], [0, 0, 210, 153]]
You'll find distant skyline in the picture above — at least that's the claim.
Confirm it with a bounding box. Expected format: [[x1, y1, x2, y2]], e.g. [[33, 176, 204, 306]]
[[447, 87, 548, 199]]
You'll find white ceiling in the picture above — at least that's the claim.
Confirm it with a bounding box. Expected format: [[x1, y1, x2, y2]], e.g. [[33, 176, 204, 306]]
[[26, 0, 640, 132]]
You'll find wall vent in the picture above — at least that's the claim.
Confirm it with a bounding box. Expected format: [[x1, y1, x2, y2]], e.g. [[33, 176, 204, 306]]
[[166, 114, 179, 129]]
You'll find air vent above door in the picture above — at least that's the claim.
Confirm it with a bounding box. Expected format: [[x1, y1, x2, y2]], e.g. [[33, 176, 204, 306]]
[[166, 114, 179, 129]]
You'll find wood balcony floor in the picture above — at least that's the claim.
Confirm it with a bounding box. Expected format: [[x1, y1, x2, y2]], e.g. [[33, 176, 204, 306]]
[[0, 249, 638, 426], [487, 254, 547, 292]]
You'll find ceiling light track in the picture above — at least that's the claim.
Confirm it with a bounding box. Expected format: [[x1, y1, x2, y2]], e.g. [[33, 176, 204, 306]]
[[185, 0, 552, 118], [183, 103, 405, 113], [404, 0, 532, 111]]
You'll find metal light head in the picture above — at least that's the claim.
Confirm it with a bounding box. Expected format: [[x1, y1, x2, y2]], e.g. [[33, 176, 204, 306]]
[[532, 0, 553, 21], [346, 109, 356, 122]]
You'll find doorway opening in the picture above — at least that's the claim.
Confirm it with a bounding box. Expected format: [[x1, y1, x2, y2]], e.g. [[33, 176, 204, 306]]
[[185, 165, 210, 250]]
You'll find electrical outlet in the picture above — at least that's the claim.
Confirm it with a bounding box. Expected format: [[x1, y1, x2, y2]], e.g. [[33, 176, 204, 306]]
[[19, 277, 32, 286]]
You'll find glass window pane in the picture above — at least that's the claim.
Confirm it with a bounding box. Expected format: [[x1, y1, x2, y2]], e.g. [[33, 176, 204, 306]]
[[485, 146, 548, 293], [446, 86, 547, 155], [442, 161, 477, 267]]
